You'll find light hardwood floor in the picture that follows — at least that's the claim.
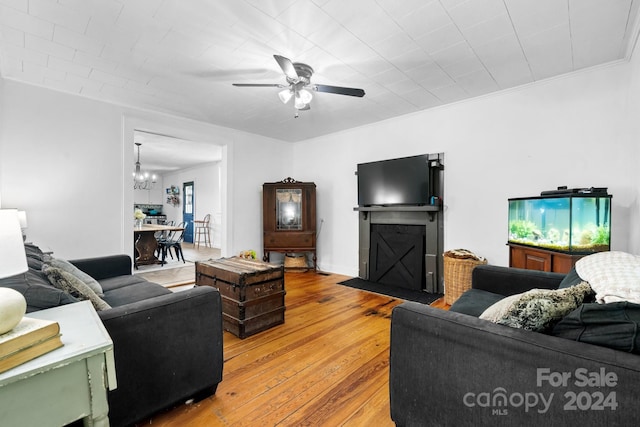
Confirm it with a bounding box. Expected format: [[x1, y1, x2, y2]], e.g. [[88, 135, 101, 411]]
[[134, 243, 220, 287], [134, 245, 449, 427], [136, 271, 408, 426]]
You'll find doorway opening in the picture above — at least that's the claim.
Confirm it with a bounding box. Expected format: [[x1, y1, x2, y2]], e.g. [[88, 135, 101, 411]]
[[124, 118, 227, 262]]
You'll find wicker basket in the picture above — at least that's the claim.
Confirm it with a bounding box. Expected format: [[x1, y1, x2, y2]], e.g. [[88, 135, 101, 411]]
[[284, 254, 308, 270], [443, 250, 488, 305]]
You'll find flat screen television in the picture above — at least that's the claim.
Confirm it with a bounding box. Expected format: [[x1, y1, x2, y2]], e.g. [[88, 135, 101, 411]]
[[357, 154, 430, 207]]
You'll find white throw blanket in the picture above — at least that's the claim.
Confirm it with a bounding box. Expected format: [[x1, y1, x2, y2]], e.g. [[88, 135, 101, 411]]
[[576, 251, 640, 304]]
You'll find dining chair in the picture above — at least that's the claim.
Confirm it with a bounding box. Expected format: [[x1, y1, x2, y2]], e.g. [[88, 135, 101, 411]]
[[159, 222, 186, 264], [194, 214, 212, 248], [155, 220, 174, 258]]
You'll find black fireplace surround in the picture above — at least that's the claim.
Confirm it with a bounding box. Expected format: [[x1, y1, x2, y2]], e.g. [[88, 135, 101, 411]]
[[355, 153, 444, 294]]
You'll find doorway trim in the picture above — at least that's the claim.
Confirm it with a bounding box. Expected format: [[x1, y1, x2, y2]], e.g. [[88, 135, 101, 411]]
[[122, 114, 231, 263]]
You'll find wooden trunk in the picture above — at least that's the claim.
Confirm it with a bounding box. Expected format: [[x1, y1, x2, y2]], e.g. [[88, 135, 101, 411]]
[[195, 257, 285, 338]]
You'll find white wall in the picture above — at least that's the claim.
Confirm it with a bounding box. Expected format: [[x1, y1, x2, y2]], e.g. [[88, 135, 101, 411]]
[[624, 39, 640, 256], [0, 81, 124, 257], [230, 137, 294, 257], [293, 60, 638, 275], [0, 79, 290, 260], [133, 185, 164, 205], [0, 78, 4, 208]]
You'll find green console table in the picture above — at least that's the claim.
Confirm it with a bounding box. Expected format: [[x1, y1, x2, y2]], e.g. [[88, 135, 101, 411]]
[[0, 301, 117, 426]]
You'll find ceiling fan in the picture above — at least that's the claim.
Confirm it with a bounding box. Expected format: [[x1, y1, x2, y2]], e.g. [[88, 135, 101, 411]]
[[233, 55, 365, 117]]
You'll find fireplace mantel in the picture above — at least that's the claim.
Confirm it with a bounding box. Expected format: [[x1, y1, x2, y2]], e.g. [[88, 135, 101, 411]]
[[354, 206, 439, 212], [354, 205, 440, 223]]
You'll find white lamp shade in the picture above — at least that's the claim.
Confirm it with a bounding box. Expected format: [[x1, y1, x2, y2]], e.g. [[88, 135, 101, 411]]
[[278, 89, 293, 104], [294, 89, 313, 109], [0, 209, 28, 278], [298, 89, 313, 104]]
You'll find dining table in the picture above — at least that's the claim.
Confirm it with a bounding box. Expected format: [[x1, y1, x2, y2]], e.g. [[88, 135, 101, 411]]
[[133, 223, 184, 268]]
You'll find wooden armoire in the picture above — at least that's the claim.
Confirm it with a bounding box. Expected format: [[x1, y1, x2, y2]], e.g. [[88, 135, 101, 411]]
[[262, 178, 316, 270]]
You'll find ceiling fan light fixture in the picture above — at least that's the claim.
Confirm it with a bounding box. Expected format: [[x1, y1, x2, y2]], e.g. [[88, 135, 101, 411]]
[[294, 89, 313, 109], [294, 96, 305, 110], [278, 89, 293, 104], [299, 89, 312, 104], [232, 54, 364, 115]]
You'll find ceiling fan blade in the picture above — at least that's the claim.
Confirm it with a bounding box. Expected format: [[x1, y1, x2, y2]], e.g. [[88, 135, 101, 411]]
[[273, 55, 299, 80], [232, 83, 286, 88], [297, 104, 310, 111], [312, 84, 365, 97]]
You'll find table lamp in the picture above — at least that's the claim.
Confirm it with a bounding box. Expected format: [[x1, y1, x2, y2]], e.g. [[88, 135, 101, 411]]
[[0, 209, 29, 334]]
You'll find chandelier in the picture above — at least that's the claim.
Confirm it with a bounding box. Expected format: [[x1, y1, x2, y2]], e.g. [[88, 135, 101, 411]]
[[133, 142, 157, 190]]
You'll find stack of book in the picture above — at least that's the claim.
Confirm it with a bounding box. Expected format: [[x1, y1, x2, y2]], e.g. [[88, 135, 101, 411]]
[[0, 317, 63, 374]]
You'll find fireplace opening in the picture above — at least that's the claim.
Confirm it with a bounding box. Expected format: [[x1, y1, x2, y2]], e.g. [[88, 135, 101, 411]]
[[369, 224, 425, 291]]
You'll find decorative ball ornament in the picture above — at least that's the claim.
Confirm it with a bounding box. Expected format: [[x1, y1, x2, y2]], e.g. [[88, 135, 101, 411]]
[[0, 288, 27, 334]]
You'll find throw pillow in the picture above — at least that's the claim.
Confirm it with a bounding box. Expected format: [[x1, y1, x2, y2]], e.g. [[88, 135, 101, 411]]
[[482, 282, 594, 332], [575, 251, 640, 304], [479, 293, 523, 322], [0, 269, 79, 312], [24, 243, 52, 270], [47, 258, 103, 296], [42, 265, 111, 311], [24, 243, 52, 262], [551, 302, 640, 353]]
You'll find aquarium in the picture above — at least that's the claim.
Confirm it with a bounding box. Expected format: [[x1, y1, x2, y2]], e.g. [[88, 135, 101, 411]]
[[508, 195, 611, 254]]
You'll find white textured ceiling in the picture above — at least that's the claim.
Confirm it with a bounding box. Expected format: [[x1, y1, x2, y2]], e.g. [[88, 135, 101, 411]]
[[133, 130, 223, 173], [1, 0, 639, 143]]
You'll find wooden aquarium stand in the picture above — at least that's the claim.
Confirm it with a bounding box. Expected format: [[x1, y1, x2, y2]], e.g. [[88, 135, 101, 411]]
[[508, 243, 585, 274]]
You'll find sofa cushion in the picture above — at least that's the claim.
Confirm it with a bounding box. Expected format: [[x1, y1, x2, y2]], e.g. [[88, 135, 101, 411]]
[[557, 267, 582, 289], [449, 289, 505, 317], [551, 302, 640, 353], [42, 265, 111, 311], [482, 282, 594, 332], [0, 268, 79, 312], [47, 257, 103, 296], [99, 274, 155, 292], [102, 280, 172, 307]]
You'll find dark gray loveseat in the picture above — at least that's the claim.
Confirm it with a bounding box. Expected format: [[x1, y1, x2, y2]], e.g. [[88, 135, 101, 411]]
[[0, 245, 223, 427], [390, 265, 640, 426]]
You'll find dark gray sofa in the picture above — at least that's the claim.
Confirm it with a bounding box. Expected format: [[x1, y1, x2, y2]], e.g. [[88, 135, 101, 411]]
[[390, 265, 640, 426], [0, 246, 223, 427]]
